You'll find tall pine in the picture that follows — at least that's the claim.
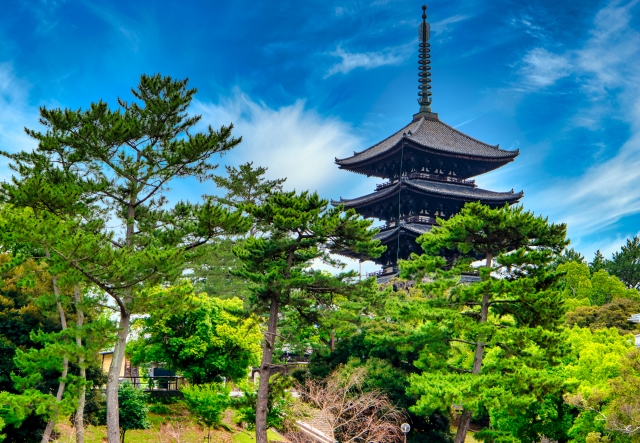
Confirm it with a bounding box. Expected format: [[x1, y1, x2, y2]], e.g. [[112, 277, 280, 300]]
[[232, 190, 383, 443], [1, 74, 249, 442], [401, 202, 569, 443]]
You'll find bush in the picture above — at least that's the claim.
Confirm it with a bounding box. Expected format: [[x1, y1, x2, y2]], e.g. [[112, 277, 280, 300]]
[[181, 383, 230, 442], [99, 383, 150, 443], [232, 377, 296, 431]]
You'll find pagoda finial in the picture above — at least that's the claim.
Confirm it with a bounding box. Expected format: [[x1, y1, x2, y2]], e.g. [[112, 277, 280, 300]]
[[416, 4, 435, 118]]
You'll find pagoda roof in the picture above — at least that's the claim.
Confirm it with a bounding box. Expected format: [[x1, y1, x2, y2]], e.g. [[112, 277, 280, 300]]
[[332, 178, 524, 207], [373, 222, 432, 242], [335, 116, 519, 167]]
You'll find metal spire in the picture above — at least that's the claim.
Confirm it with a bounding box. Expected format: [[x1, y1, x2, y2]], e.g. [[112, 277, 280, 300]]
[[416, 4, 434, 117]]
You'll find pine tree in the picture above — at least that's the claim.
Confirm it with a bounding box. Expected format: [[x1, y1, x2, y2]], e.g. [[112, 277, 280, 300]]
[[590, 250, 607, 274], [231, 190, 383, 443], [401, 202, 569, 443], [608, 236, 640, 290], [1, 74, 250, 442]]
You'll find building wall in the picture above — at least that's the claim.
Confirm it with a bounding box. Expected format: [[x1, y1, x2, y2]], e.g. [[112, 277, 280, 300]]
[[100, 352, 126, 377]]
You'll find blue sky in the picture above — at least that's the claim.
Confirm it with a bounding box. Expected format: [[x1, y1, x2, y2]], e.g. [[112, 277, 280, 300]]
[[1, 0, 639, 272]]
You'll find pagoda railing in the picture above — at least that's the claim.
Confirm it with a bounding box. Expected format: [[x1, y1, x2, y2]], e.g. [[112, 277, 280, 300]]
[[380, 215, 437, 231], [376, 173, 476, 190]]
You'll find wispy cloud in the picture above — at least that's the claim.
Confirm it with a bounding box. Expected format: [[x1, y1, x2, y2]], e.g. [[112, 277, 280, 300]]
[[0, 63, 37, 154], [325, 44, 411, 77], [522, 0, 640, 246], [430, 14, 470, 35], [194, 91, 365, 195], [520, 48, 571, 87], [81, 0, 141, 51]]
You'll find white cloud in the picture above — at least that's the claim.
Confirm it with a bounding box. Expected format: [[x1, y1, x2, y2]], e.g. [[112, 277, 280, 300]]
[[0, 63, 37, 158], [193, 91, 367, 195], [519, 0, 640, 252], [430, 14, 470, 35], [325, 44, 411, 77], [520, 48, 571, 87]]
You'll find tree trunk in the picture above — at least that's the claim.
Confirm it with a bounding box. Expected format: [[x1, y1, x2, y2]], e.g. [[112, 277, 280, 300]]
[[256, 296, 279, 443], [74, 284, 86, 443], [454, 253, 493, 443], [106, 309, 131, 443], [41, 271, 68, 443]]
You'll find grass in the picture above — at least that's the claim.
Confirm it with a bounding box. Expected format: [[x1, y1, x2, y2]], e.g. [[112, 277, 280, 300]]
[[56, 405, 287, 443]]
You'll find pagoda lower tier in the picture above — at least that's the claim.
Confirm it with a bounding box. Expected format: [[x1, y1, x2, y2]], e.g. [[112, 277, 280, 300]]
[[332, 175, 523, 274], [332, 175, 523, 222]]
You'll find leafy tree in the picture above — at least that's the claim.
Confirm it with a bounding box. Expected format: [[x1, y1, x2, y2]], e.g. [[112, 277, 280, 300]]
[[608, 237, 640, 290], [1, 74, 250, 442], [181, 383, 230, 443], [0, 254, 68, 442], [113, 383, 150, 443], [566, 299, 640, 335], [489, 394, 576, 443], [563, 327, 635, 443], [401, 202, 569, 443], [558, 261, 639, 311], [128, 285, 261, 383], [231, 190, 383, 443], [606, 348, 640, 436], [232, 377, 297, 431]]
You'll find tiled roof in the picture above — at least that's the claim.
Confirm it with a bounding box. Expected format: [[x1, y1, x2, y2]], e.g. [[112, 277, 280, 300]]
[[373, 223, 432, 241], [335, 116, 519, 165], [333, 178, 524, 207]]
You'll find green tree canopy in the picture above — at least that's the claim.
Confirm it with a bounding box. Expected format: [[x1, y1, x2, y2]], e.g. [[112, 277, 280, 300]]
[[401, 202, 569, 443], [0, 74, 250, 443], [128, 284, 261, 384], [608, 237, 640, 290], [232, 190, 383, 443]]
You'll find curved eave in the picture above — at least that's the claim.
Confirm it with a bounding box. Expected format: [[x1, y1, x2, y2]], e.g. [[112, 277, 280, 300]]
[[333, 179, 524, 209], [335, 117, 519, 168]]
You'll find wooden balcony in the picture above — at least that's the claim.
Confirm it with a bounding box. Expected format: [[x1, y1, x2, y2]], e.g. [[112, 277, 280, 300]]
[[380, 215, 437, 231], [376, 172, 476, 190]]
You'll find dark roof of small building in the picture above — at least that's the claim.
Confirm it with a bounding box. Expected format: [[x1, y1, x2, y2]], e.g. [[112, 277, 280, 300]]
[[335, 116, 519, 166], [333, 178, 524, 207]]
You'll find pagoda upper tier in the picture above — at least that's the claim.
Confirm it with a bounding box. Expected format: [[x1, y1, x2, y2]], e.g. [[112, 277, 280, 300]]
[[332, 176, 523, 221], [335, 114, 519, 180]]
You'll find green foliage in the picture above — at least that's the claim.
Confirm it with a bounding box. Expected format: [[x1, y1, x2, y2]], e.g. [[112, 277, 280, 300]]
[[115, 383, 150, 443], [559, 262, 639, 310], [181, 382, 230, 441], [566, 299, 640, 336], [563, 327, 634, 398], [481, 394, 576, 443], [561, 327, 635, 443], [231, 190, 383, 438], [128, 285, 261, 383], [590, 250, 608, 274], [0, 72, 250, 318], [305, 331, 452, 443], [232, 377, 295, 431], [232, 190, 383, 319], [608, 236, 640, 290], [213, 162, 286, 236], [398, 202, 569, 443], [188, 239, 251, 301]]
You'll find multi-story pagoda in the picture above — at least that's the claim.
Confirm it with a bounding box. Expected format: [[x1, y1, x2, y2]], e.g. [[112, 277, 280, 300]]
[[332, 5, 523, 279]]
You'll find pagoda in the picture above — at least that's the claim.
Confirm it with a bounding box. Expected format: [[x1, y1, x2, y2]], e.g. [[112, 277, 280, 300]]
[[332, 5, 523, 279]]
